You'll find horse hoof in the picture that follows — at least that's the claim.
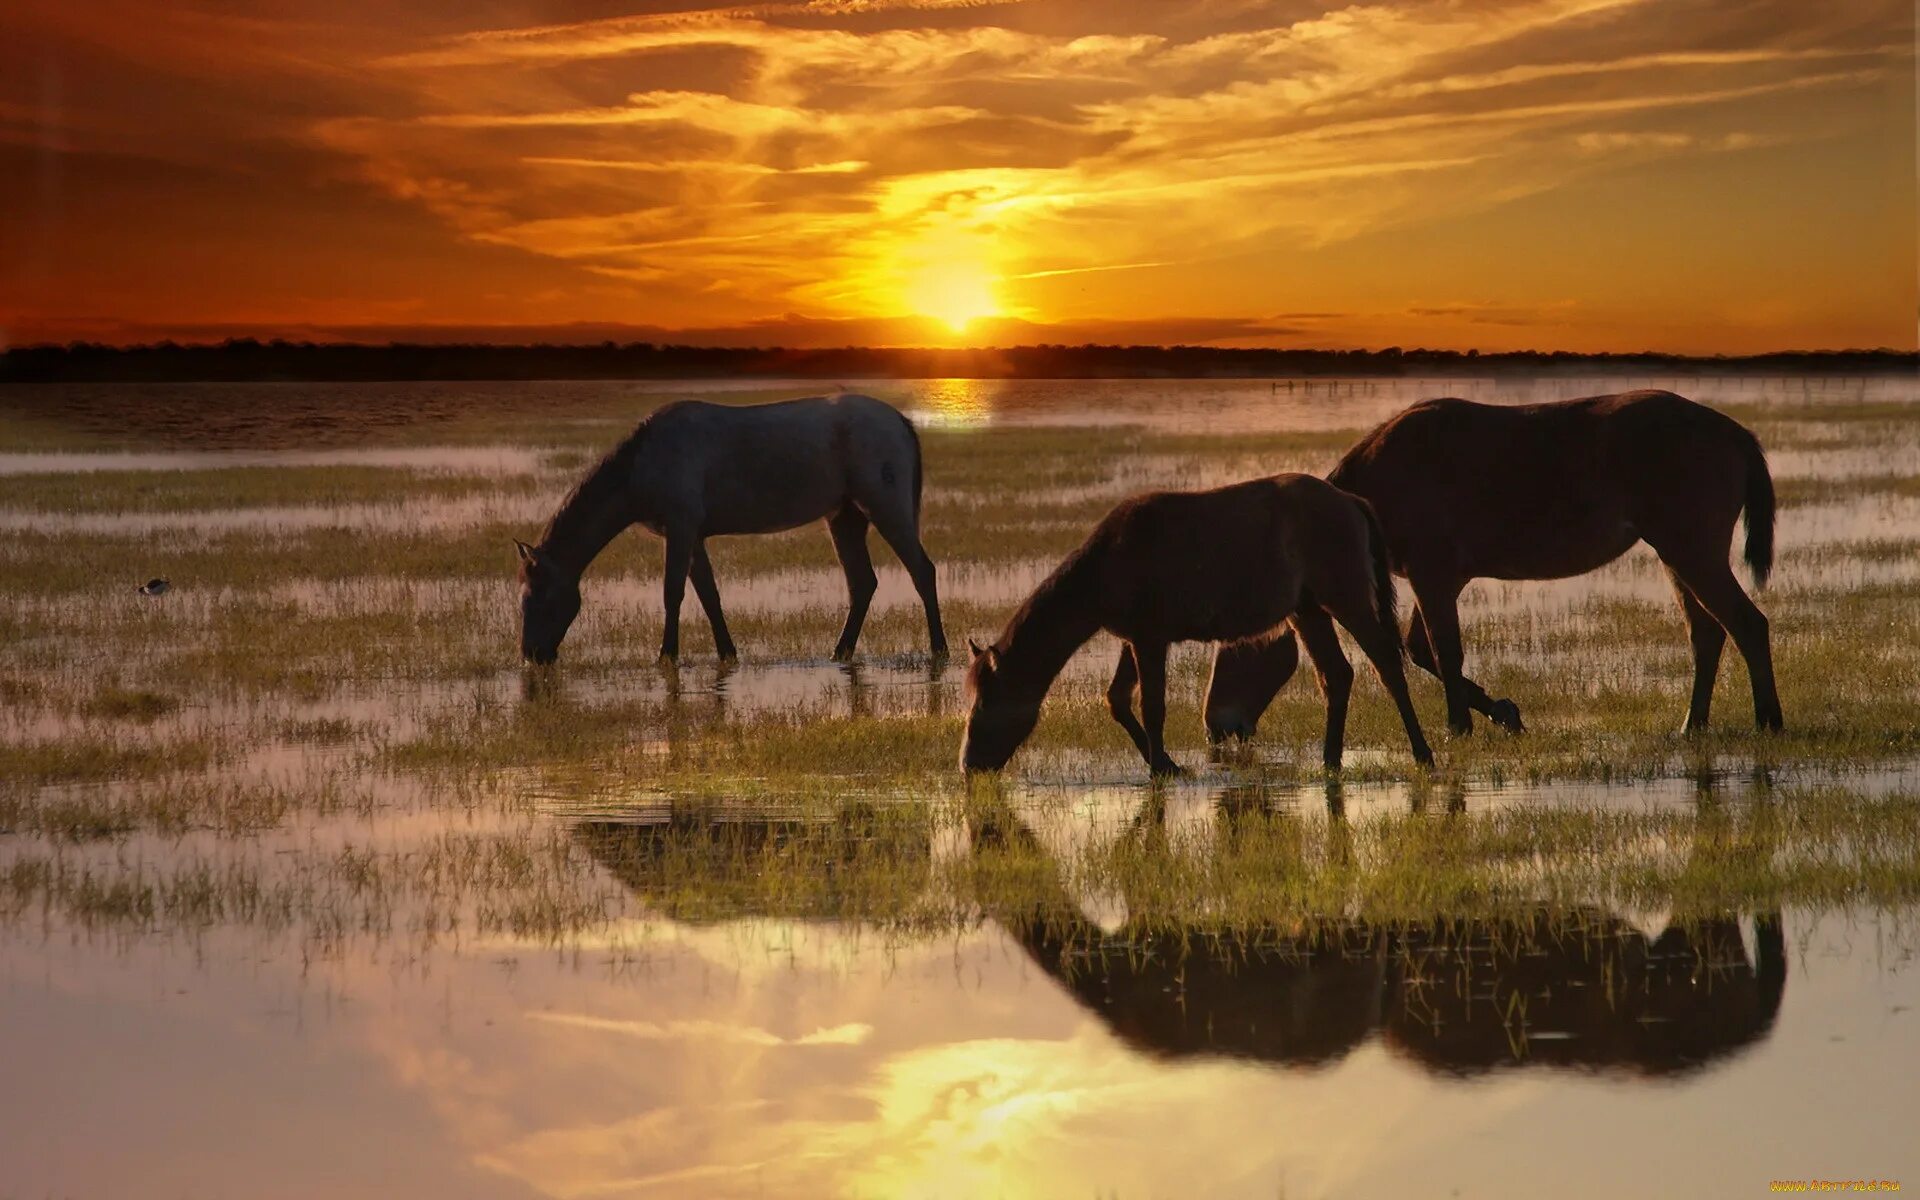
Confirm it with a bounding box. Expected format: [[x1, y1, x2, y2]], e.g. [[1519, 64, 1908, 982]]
[[1491, 699, 1525, 733], [1149, 758, 1185, 779]]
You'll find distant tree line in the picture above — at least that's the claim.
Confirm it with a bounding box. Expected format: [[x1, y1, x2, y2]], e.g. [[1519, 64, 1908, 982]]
[[1, 338, 1913, 382]]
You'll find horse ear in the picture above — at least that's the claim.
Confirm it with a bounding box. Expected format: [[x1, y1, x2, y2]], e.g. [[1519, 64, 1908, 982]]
[[514, 539, 539, 566], [968, 638, 986, 660]]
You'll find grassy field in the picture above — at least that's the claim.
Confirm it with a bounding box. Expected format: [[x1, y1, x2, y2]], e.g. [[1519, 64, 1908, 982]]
[[3, 380, 1918, 953]]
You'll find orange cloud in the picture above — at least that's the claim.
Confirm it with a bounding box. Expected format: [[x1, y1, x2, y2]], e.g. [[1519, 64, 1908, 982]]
[[1, 0, 1912, 351]]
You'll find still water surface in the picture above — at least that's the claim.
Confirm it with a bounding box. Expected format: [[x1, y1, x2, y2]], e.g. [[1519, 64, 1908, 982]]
[[4, 895, 1914, 1198]]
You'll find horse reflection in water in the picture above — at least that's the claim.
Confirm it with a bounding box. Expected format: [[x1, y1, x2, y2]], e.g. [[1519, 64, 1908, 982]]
[[974, 797, 1785, 1079], [573, 800, 933, 923], [568, 794, 1785, 1079], [521, 654, 950, 736]]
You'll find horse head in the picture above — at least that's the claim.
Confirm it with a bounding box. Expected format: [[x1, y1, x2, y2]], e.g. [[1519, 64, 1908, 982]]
[[516, 539, 581, 665], [960, 638, 1043, 772]]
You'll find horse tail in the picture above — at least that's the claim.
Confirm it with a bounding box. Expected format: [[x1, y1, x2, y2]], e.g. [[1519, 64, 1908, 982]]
[[1740, 427, 1775, 589], [1359, 497, 1404, 656], [902, 410, 926, 525]]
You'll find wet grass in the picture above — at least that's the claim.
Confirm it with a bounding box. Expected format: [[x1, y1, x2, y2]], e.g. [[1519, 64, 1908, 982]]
[[0, 465, 552, 514], [0, 826, 620, 949], [2, 384, 1918, 951], [0, 734, 228, 788], [3, 786, 1915, 949]]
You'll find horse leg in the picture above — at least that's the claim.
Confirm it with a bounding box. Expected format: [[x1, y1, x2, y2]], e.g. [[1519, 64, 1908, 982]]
[[1664, 564, 1725, 733], [1323, 595, 1436, 769], [1290, 607, 1354, 770], [867, 507, 947, 657], [1406, 602, 1438, 676], [1106, 644, 1153, 765], [659, 534, 693, 662], [1409, 598, 1521, 732], [689, 544, 737, 661], [826, 505, 877, 662], [1132, 640, 1182, 776], [1662, 553, 1782, 731], [1408, 575, 1475, 736]]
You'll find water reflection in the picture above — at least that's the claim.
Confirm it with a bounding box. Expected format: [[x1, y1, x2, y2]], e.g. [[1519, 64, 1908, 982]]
[[0, 445, 550, 476], [10, 374, 1911, 454], [881, 374, 1916, 434], [559, 794, 1793, 1082], [973, 802, 1785, 1079], [676, 654, 950, 723], [572, 801, 934, 923], [998, 907, 1785, 1078]]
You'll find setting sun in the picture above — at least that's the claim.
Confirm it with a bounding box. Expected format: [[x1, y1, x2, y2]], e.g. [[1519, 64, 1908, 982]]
[[903, 260, 1002, 335], [0, 0, 1909, 354]]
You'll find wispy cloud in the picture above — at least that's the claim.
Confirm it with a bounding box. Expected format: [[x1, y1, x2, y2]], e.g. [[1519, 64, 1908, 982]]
[[3, 0, 1911, 350], [1010, 259, 1179, 281]]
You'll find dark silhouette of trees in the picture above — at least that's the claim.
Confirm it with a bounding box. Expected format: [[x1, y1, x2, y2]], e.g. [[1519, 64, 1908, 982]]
[[1, 339, 1911, 383]]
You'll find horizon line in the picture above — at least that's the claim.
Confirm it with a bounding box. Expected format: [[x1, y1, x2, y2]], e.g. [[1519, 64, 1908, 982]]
[[5, 339, 1915, 358]]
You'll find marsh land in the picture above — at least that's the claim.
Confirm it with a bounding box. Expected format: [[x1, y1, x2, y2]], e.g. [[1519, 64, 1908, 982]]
[[2, 374, 1917, 1198]]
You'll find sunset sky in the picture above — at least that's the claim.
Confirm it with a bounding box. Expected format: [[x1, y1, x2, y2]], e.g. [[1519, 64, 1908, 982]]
[[2, 0, 1913, 352]]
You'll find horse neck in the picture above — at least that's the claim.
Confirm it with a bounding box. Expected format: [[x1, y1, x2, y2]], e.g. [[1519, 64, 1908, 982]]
[[996, 551, 1103, 699], [537, 457, 637, 578]]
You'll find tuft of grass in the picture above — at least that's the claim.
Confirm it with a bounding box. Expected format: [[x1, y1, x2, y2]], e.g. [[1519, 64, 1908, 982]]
[[87, 686, 180, 721]]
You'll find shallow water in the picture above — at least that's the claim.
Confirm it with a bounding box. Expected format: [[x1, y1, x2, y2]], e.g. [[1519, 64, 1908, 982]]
[[6, 372, 1915, 447], [883, 373, 1920, 432], [3, 374, 1918, 1196], [2, 894, 1914, 1199], [0, 444, 552, 476]]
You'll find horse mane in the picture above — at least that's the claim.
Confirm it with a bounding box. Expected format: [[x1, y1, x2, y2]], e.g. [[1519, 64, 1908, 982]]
[[996, 532, 1103, 648], [976, 528, 1107, 693], [536, 417, 654, 567]]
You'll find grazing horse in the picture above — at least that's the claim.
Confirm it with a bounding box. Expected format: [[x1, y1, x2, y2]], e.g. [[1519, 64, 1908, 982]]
[[1205, 390, 1780, 741], [516, 395, 945, 664], [961, 474, 1433, 777]]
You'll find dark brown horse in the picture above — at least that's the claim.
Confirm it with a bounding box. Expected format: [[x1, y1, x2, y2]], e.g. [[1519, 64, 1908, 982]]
[[1205, 390, 1780, 742], [961, 474, 1433, 776]]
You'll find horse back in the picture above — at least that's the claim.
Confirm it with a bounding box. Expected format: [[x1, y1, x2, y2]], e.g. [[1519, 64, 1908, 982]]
[[1330, 391, 1749, 580], [1093, 474, 1337, 643], [638, 395, 917, 535]]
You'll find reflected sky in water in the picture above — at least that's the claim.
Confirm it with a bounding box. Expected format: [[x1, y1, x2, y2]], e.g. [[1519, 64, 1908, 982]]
[[8, 777, 1918, 1195], [3, 899, 1914, 1199]]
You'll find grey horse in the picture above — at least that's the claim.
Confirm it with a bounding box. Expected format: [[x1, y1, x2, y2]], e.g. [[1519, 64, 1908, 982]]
[[517, 394, 945, 664]]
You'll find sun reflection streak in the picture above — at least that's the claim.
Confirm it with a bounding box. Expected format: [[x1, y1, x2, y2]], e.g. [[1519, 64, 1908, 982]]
[[906, 379, 1001, 429]]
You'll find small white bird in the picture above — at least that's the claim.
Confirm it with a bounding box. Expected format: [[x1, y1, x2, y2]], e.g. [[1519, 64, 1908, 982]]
[[138, 577, 171, 596]]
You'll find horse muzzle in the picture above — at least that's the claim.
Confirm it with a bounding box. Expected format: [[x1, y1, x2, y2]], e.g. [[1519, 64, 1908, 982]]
[[1205, 708, 1255, 745], [959, 740, 1006, 774]]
